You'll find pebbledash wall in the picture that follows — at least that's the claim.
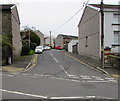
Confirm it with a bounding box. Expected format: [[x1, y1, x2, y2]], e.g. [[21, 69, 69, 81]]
[[78, 4, 120, 61], [78, 5, 101, 60], [11, 5, 22, 57], [2, 4, 22, 58]]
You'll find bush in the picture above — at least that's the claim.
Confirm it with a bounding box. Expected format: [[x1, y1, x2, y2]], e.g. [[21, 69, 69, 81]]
[[29, 50, 35, 55], [30, 42, 37, 50], [21, 40, 31, 56]]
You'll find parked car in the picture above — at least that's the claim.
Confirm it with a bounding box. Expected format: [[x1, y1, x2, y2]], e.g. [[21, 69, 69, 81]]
[[44, 46, 51, 50], [55, 46, 63, 50], [35, 46, 44, 54]]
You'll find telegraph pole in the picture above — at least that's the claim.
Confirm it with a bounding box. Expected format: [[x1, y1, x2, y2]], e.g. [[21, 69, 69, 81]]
[[100, 0, 104, 68], [50, 31, 51, 47], [29, 29, 30, 48]]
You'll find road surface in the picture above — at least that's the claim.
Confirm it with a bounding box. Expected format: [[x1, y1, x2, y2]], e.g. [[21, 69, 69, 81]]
[[2, 49, 119, 100]]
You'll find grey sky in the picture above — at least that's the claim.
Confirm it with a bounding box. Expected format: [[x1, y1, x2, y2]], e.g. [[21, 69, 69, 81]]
[[1, 0, 119, 37]]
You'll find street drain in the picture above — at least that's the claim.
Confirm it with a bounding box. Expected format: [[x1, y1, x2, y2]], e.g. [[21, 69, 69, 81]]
[[81, 84, 96, 89]]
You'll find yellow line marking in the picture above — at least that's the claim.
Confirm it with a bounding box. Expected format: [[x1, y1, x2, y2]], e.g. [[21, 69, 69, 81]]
[[2, 67, 24, 72], [111, 75, 120, 78]]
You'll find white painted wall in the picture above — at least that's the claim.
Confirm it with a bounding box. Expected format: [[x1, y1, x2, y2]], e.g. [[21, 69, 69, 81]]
[[104, 11, 120, 53], [68, 40, 78, 52], [104, 12, 114, 48], [45, 37, 54, 47]]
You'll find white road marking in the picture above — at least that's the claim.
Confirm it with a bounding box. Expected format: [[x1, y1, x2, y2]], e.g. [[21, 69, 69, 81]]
[[6, 75, 14, 77], [87, 81, 109, 83], [69, 75, 79, 79], [92, 76, 102, 78], [105, 77, 115, 80], [94, 78, 104, 80], [1, 89, 114, 99], [2, 72, 117, 83], [82, 78, 92, 80], [34, 74, 44, 76], [22, 73, 29, 76], [50, 53, 58, 63], [80, 75, 90, 78], [107, 80, 117, 82], [10, 73, 20, 75], [1, 89, 47, 99], [59, 65, 70, 78], [50, 53, 53, 57], [51, 96, 114, 99], [53, 57, 59, 63]]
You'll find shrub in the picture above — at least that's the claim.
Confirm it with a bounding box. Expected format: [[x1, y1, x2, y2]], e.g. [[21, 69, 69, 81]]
[[29, 50, 35, 55], [30, 42, 37, 50], [21, 40, 31, 56]]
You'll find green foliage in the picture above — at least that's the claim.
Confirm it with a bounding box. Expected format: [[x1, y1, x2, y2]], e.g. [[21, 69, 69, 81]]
[[30, 33, 40, 46], [0, 34, 13, 65], [20, 26, 40, 55], [21, 40, 31, 56], [0, 34, 13, 47], [30, 42, 37, 50], [29, 50, 35, 55]]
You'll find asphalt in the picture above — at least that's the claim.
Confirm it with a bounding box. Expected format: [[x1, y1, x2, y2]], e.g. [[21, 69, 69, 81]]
[[2, 49, 119, 99], [62, 50, 120, 79], [1, 50, 120, 79]]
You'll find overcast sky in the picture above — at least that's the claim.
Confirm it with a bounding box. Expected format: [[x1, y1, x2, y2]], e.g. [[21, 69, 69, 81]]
[[1, 0, 119, 37]]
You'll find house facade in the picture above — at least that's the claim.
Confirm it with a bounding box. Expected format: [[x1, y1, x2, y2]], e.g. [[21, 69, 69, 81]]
[[68, 40, 78, 52], [35, 30, 44, 46], [44, 37, 54, 47], [55, 34, 78, 48], [78, 4, 120, 60], [1, 4, 22, 64]]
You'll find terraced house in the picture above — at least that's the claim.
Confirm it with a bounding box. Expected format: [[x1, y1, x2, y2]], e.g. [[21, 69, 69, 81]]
[[35, 30, 44, 46], [55, 34, 78, 49], [1, 4, 22, 65], [78, 4, 120, 64]]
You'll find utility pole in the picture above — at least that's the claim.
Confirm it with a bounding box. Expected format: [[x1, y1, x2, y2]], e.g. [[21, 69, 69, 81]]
[[100, 0, 104, 68], [50, 31, 51, 47], [29, 29, 30, 48]]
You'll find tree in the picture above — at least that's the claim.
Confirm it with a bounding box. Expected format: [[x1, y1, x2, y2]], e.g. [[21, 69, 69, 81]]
[[20, 26, 40, 55]]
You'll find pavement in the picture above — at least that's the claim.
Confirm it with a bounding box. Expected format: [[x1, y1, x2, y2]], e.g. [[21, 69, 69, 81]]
[[0, 50, 120, 79], [0, 54, 38, 73]]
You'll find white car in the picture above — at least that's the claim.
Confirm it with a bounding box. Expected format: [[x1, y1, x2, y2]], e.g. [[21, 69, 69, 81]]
[[35, 46, 44, 54], [44, 46, 51, 50]]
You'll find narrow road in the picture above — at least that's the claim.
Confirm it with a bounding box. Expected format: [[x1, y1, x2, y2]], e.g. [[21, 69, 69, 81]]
[[2, 49, 119, 99]]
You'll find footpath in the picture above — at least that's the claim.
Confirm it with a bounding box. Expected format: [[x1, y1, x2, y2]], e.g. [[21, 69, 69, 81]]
[[63, 51, 120, 79], [0, 54, 38, 73]]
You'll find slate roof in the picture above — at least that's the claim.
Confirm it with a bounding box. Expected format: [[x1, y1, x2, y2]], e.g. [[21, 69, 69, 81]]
[[0, 4, 15, 10], [59, 34, 78, 39], [90, 4, 119, 9]]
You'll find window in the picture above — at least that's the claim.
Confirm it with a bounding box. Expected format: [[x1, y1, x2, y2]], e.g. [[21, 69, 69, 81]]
[[114, 31, 120, 45], [85, 36, 88, 47]]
